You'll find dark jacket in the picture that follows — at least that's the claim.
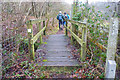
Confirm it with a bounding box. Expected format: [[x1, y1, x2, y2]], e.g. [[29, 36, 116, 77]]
[[57, 13, 64, 21]]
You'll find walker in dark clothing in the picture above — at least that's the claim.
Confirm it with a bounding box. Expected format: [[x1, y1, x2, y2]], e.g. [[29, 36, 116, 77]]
[[57, 13, 64, 30], [59, 20, 63, 30]]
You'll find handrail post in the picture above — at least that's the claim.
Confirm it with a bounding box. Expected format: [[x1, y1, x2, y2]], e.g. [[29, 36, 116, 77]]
[[71, 23, 73, 44], [81, 24, 87, 61], [39, 22, 42, 44], [65, 20, 68, 36], [27, 21, 35, 60], [73, 24, 76, 44], [43, 20, 46, 35]]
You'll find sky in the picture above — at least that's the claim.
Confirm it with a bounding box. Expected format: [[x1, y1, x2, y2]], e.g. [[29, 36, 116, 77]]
[[65, 0, 73, 4]]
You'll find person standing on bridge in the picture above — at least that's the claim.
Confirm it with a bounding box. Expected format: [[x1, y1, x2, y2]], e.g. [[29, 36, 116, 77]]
[[57, 11, 64, 30], [63, 12, 70, 26]]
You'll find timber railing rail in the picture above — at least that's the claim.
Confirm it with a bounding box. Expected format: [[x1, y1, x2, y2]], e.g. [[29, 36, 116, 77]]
[[26, 19, 47, 60], [65, 18, 120, 77], [65, 19, 87, 61]]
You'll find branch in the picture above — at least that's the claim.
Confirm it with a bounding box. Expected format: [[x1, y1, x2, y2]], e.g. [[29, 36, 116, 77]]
[[39, 1, 47, 19], [23, 7, 32, 22], [87, 48, 93, 63]]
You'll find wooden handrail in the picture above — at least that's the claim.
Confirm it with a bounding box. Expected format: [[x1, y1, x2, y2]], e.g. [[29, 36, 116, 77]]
[[64, 26, 82, 45], [78, 29, 107, 52], [26, 19, 46, 60], [65, 19, 109, 61], [66, 19, 87, 26], [31, 26, 46, 44], [30, 19, 45, 24], [66, 19, 109, 30], [65, 20, 87, 61], [26, 19, 45, 24]]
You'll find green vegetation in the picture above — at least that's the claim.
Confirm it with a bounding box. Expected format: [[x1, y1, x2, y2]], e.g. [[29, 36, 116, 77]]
[[69, 2, 112, 78]]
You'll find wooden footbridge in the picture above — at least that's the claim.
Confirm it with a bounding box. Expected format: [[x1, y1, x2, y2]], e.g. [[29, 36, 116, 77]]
[[26, 19, 87, 64], [26, 18, 119, 78]]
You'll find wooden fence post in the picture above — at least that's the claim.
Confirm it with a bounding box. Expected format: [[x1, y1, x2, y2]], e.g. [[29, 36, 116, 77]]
[[71, 23, 74, 44], [52, 18, 54, 27], [43, 21, 46, 35], [27, 21, 35, 60], [46, 18, 49, 35], [72, 24, 77, 44], [39, 22, 42, 44], [105, 18, 119, 78], [81, 24, 87, 61], [65, 20, 68, 36]]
